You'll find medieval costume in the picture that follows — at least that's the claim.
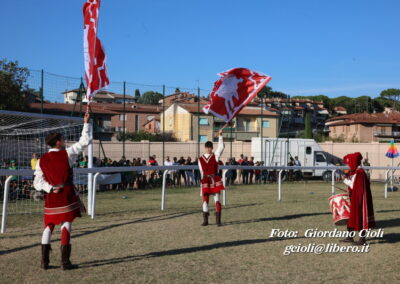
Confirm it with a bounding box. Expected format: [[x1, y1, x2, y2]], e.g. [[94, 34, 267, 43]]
[[199, 136, 225, 226], [342, 152, 375, 244], [34, 123, 90, 269]]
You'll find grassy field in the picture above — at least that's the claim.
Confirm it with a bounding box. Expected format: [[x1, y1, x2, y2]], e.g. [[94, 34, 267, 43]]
[[1, 182, 399, 284]]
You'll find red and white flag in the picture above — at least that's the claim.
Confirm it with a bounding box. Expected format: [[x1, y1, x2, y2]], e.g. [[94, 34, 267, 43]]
[[83, 0, 109, 101], [203, 68, 272, 122]]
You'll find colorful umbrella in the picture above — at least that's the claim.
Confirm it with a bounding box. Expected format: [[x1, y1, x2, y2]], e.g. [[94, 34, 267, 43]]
[[386, 139, 399, 158]]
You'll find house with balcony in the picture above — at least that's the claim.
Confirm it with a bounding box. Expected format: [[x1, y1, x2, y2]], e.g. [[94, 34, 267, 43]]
[[326, 111, 400, 142], [63, 89, 136, 104], [160, 103, 279, 142], [263, 98, 329, 137]]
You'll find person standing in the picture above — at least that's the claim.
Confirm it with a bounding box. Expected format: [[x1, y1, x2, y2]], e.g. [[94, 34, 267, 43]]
[[341, 152, 375, 245], [34, 111, 90, 270], [199, 129, 225, 226]]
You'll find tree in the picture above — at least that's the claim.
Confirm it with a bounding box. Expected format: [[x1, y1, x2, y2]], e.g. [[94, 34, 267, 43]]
[[304, 111, 313, 139], [175, 88, 181, 93], [138, 91, 163, 105], [257, 86, 288, 99], [380, 88, 400, 109], [134, 89, 141, 100], [0, 59, 30, 110]]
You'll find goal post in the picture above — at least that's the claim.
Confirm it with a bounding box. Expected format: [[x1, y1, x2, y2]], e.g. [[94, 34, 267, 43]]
[[0, 110, 93, 215]]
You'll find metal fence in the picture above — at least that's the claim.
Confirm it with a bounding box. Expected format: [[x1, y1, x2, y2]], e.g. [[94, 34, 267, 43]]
[[1, 165, 397, 233]]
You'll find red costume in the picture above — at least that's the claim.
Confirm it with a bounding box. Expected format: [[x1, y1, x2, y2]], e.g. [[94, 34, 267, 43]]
[[199, 136, 225, 226], [199, 153, 225, 195], [34, 122, 90, 270], [343, 153, 375, 231], [40, 150, 81, 226]]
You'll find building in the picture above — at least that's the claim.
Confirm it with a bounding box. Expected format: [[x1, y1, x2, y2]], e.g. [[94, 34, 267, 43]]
[[28, 102, 160, 140], [334, 106, 347, 115], [159, 92, 209, 107], [63, 89, 136, 104], [262, 98, 329, 137], [326, 111, 400, 142], [143, 118, 160, 133], [160, 103, 279, 142]]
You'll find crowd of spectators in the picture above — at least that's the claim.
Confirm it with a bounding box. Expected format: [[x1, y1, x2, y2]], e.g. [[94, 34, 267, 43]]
[[1, 152, 309, 201]]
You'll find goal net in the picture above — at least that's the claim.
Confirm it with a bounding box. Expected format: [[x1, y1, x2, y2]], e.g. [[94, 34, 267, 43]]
[[0, 110, 88, 214]]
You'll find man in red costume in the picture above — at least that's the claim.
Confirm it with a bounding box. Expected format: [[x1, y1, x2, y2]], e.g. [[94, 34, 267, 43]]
[[34, 112, 90, 270], [199, 129, 225, 226], [341, 152, 375, 245]]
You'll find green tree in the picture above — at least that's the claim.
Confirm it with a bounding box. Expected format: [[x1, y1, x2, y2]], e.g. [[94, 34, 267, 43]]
[[138, 91, 163, 105], [304, 111, 313, 139], [134, 89, 141, 100], [257, 86, 288, 99], [175, 88, 181, 93], [380, 88, 400, 109], [0, 59, 30, 110]]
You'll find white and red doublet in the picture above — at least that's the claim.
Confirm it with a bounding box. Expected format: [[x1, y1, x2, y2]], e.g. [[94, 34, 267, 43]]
[[34, 123, 90, 245], [199, 154, 224, 195], [199, 136, 225, 196]]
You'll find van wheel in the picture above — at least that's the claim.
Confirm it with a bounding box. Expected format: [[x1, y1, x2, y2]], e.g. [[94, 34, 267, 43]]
[[322, 171, 332, 182]]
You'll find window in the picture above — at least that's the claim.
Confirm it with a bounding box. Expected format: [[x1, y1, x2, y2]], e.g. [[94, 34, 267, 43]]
[[135, 115, 139, 131], [199, 135, 208, 142], [262, 120, 270, 128], [245, 120, 251, 131], [119, 114, 127, 121], [306, 147, 312, 155], [199, 118, 209, 125], [316, 154, 326, 162]]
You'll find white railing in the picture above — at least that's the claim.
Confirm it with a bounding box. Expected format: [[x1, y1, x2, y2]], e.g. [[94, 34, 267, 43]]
[[0, 165, 397, 233]]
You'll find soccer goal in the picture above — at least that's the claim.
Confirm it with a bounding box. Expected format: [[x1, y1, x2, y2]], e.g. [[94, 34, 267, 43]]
[[0, 110, 93, 215]]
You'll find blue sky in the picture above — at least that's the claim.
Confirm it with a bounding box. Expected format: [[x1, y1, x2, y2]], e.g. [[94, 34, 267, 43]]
[[1, 0, 399, 98]]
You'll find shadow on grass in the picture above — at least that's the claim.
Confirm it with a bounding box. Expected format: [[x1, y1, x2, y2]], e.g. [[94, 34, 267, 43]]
[[223, 212, 331, 226], [375, 218, 400, 229], [0, 202, 262, 255], [371, 233, 400, 244], [0, 212, 188, 256], [78, 237, 303, 268]]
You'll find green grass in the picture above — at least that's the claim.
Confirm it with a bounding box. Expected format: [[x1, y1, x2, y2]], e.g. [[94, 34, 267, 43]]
[[0, 182, 399, 283]]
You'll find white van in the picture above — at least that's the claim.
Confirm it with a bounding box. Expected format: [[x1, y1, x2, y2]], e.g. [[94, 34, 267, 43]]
[[251, 137, 337, 180]]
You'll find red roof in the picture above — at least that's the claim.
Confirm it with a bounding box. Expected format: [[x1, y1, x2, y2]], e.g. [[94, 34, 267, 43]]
[[334, 106, 347, 111], [326, 112, 400, 126], [178, 104, 278, 116], [29, 103, 117, 115], [28, 102, 160, 115]]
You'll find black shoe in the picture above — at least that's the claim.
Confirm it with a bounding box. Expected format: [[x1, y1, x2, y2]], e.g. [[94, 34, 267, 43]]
[[60, 244, 78, 270], [201, 212, 209, 226], [354, 237, 367, 246], [216, 212, 222, 227], [41, 244, 51, 270], [339, 237, 354, 243]]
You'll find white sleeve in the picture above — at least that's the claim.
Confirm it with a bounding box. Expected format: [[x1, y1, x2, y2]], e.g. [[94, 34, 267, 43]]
[[33, 160, 53, 193], [198, 160, 204, 178], [215, 136, 224, 161], [67, 123, 91, 163], [343, 174, 356, 189]]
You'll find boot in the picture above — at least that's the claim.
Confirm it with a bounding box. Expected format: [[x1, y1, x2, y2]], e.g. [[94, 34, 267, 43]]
[[354, 237, 367, 246], [60, 244, 77, 270], [216, 212, 222, 227], [201, 212, 209, 226], [340, 227, 354, 243], [339, 237, 354, 243], [41, 244, 51, 270]]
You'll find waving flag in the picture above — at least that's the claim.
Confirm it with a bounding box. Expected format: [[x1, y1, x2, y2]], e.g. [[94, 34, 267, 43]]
[[203, 68, 272, 122], [83, 0, 109, 101]]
